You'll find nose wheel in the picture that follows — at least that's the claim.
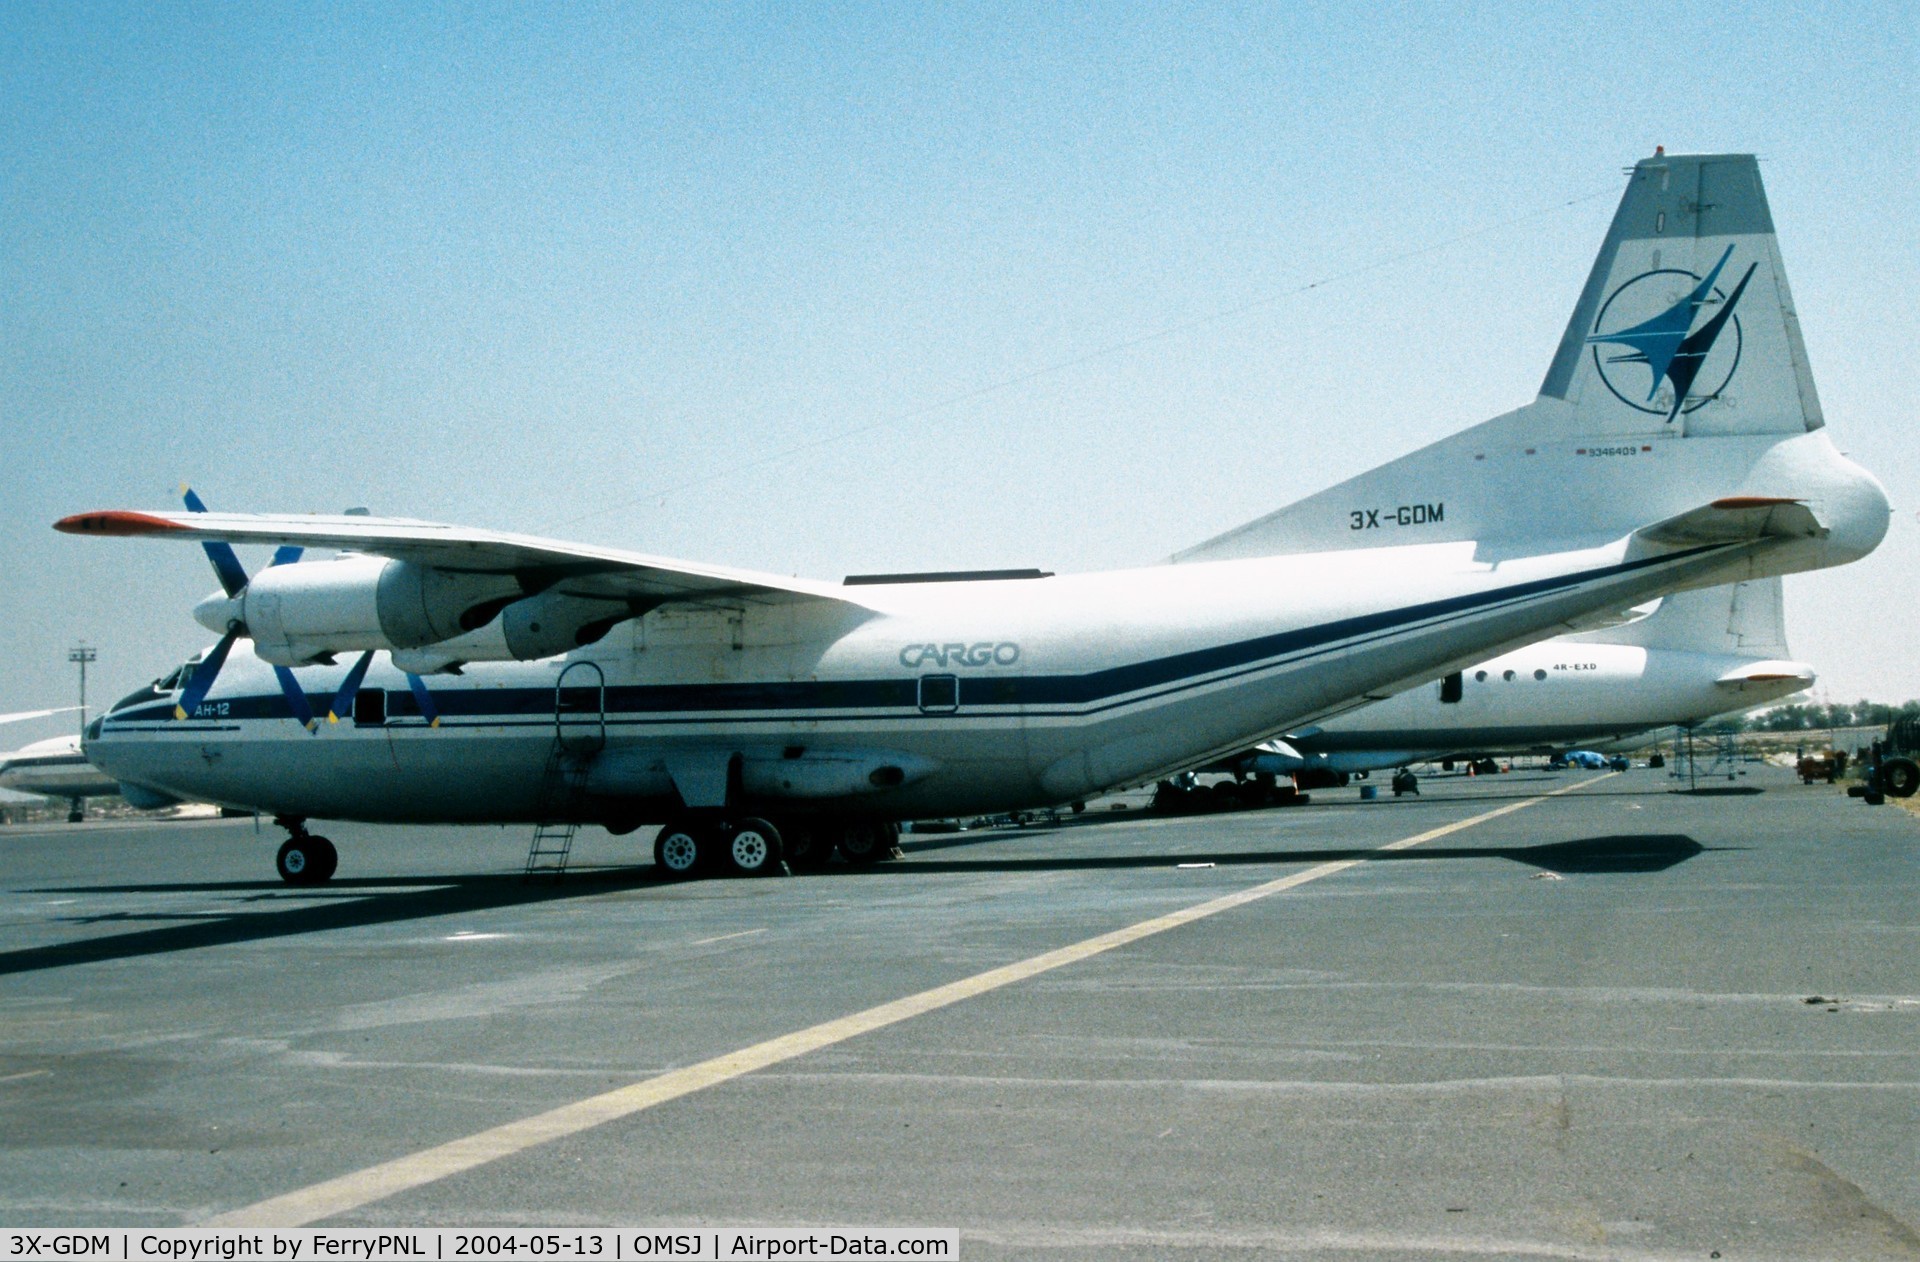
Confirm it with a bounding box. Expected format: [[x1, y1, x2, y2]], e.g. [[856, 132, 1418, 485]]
[[274, 818, 338, 885]]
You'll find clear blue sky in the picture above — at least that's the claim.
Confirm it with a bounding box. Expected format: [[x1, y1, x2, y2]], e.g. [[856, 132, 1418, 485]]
[[3, 3, 1914, 746]]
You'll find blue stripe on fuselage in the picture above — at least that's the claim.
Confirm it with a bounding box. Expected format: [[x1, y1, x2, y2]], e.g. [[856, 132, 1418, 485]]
[[109, 544, 1726, 729]]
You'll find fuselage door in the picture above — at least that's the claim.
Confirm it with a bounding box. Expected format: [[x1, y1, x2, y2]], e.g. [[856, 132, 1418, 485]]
[[555, 661, 606, 753]]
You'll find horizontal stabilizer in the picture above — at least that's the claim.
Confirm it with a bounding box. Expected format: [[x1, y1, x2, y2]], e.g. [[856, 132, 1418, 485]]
[[1716, 660, 1814, 690], [1632, 497, 1823, 548]]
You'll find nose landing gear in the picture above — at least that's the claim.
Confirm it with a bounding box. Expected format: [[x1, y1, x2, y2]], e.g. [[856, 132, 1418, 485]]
[[274, 816, 338, 886]]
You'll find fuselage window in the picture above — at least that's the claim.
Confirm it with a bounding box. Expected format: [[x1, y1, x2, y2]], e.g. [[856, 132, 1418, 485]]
[[1474, 670, 1488, 683], [1502, 669, 1516, 682], [1534, 669, 1547, 681], [918, 674, 959, 713]]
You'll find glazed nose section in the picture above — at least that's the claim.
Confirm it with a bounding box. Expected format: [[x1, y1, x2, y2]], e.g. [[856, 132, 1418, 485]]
[[193, 588, 243, 634]]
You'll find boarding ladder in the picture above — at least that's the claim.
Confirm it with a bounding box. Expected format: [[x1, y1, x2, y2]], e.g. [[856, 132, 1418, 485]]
[[523, 744, 592, 880], [524, 662, 607, 880]]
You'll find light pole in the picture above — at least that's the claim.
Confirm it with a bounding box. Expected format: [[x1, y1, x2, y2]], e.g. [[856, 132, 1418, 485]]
[[68, 643, 96, 733]]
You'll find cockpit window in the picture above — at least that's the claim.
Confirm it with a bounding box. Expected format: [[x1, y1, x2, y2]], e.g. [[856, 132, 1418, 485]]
[[158, 667, 184, 691]]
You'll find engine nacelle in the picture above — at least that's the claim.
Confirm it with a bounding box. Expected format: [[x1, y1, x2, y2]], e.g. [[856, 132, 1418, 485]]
[[389, 589, 633, 673], [195, 556, 526, 666]]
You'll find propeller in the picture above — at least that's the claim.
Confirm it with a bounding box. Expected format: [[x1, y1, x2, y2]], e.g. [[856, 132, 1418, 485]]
[[326, 652, 375, 724], [325, 649, 440, 727], [176, 487, 442, 732], [175, 487, 319, 730], [406, 672, 442, 728]]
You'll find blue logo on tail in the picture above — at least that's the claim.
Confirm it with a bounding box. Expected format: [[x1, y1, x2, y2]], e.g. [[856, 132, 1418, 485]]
[[1587, 245, 1756, 422]]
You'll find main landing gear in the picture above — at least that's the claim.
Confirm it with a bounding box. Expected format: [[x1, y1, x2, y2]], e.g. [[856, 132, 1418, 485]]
[[652, 816, 901, 880], [654, 816, 784, 878], [274, 817, 338, 886]]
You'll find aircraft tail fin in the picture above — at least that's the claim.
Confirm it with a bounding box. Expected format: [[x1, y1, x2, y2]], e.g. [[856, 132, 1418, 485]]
[[1173, 151, 1867, 567], [1538, 152, 1822, 436], [1571, 577, 1791, 658]]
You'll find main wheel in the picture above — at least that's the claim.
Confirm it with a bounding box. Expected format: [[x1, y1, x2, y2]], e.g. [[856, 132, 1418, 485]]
[[837, 821, 888, 865], [654, 819, 707, 878], [1151, 781, 1190, 813], [276, 836, 335, 886], [724, 817, 784, 876], [782, 822, 836, 869], [1880, 757, 1919, 799]]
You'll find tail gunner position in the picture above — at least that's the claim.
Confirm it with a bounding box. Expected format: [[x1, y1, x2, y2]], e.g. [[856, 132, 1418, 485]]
[[62, 152, 1889, 883]]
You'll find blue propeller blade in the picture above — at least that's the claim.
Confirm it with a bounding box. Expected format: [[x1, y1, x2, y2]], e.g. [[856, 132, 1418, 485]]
[[273, 666, 318, 733], [177, 491, 328, 734], [181, 486, 250, 598], [327, 651, 376, 725], [405, 673, 441, 728], [174, 629, 239, 720]]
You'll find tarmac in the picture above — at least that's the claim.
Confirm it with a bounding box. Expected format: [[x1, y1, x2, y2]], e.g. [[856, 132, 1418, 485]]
[[1, 764, 1916, 1260]]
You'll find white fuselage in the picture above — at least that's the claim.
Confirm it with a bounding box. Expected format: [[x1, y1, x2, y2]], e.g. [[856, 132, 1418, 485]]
[[0, 735, 123, 800], [1271, 640, 1810, 774], [85, 527, 1836, 825]]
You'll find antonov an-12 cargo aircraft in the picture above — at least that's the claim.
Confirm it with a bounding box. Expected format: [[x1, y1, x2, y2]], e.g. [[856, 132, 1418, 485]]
[[62, 151, 1889, 884], [1233, 577, 1811, 782]]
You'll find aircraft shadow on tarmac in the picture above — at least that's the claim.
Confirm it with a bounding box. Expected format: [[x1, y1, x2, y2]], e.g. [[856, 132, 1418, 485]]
[[4, 834, 1706, 977], [2, 868, 650, 978], [889, 832, 1708, 877]]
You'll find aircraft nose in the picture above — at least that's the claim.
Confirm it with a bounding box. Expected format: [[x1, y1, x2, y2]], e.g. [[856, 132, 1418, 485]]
[[192, 589, 242, 634]]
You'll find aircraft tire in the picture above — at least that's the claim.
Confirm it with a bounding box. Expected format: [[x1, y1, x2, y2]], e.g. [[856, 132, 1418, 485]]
[[276, 836, 336, 886], [654, 819, 707, 879], [780, 821, 836, 869], [837, 821, 888, 865], [724, 817, 784, 876], [1151, 781, 1191, 813], [1880, 757, 1919, 799]]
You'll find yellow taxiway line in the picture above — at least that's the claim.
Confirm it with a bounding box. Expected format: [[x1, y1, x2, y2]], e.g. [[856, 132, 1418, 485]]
[[210, 776, 1607, 1226]]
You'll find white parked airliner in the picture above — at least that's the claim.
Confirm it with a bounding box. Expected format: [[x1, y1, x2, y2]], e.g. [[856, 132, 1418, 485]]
[[0, 734, 125, 821], [0, 710, 134, 823], [62, 152, 1889, 883], [1235, 577, 1811, 781]]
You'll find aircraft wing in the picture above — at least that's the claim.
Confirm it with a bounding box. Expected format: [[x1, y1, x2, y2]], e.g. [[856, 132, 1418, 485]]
[[55, 510, 863, 610], [1, 707, 79, 727]]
